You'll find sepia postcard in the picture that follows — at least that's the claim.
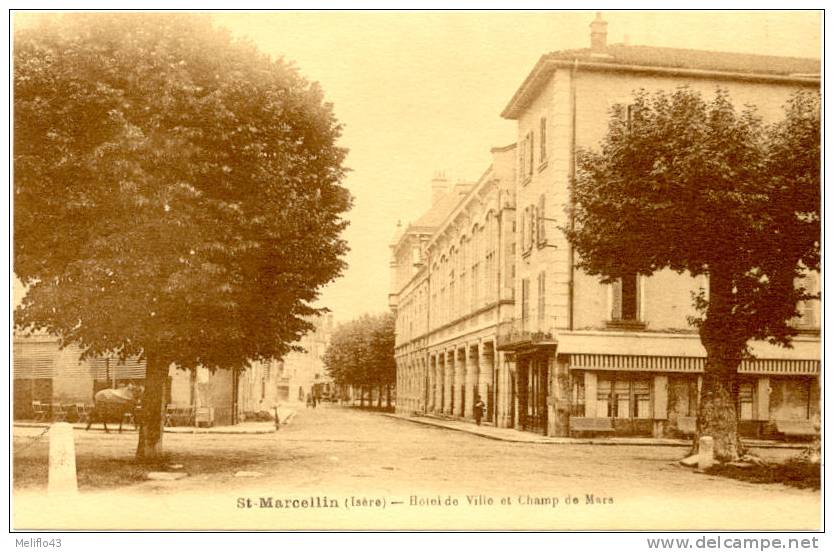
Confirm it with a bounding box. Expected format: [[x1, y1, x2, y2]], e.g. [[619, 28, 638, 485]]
[[10, 9, 822, 532]]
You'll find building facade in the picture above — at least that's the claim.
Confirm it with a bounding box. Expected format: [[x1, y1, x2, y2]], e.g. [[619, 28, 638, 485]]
[[168, 313, 335, 423], [391, 14, 821, 440], [393, 147, 517, 423]]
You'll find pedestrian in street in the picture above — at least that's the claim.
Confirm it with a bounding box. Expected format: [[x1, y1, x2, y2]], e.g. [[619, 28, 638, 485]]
[[474, 396, 485, 426], [306, 393, 312, 408]]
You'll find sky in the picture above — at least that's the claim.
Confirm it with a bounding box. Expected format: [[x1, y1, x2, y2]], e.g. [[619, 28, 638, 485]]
[[14, 10, 822, 323], [211, 11, 822, 324]]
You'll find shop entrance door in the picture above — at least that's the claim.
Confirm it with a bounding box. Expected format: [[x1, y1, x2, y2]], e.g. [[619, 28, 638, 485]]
[[519, 356, 548, 434]]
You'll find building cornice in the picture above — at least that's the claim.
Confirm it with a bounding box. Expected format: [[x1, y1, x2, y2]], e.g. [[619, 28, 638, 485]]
[[501, 57, 821, 120]]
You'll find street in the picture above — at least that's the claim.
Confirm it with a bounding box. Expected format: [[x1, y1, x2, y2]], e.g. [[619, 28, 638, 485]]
[[13, 405, 820, 530]]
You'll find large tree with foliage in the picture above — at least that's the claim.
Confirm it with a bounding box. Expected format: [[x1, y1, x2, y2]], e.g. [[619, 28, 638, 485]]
[[566, 87, 819, 461], [14, 13, 351, 459], [323, 313, 395, 407]]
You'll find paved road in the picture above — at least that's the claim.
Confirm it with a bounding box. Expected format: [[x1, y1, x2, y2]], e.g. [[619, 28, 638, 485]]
[[13, 405, 820, 530]]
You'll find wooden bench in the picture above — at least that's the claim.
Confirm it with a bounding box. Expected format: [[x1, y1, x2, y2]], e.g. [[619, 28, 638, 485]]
[[774, 420, 817, 437], [570, 417, 614, 435]]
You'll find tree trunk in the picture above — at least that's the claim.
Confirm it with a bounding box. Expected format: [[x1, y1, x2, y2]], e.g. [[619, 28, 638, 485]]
[[360, 386, 366, 408], [377, 385, 383, 409], [694, 269, 746, 463], [137, 353, 166, 461], [695, 358, 744, 462], [386, 384, 391, 408]]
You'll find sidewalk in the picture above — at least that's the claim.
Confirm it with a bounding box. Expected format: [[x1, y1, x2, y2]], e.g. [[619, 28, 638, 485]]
[[385, 413, 807, 449], [14, 407, 296, 435]]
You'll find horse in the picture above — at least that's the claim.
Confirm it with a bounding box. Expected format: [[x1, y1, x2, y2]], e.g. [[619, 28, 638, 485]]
[[85, 384, 144, 433]]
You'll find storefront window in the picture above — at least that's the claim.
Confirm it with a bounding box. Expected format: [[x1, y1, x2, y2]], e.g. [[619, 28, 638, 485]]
[[614, 380, 630, 419], [597, 375, 652, 420], [633, 379, 651, 419], [597, 378, 612, 417]]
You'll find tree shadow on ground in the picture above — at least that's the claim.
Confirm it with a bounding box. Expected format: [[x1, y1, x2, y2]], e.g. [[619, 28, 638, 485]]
[[705, 459, 820, 490]]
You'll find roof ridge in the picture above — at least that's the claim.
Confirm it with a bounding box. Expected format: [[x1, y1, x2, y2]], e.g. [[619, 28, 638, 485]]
[[547, 43, 820, 63]]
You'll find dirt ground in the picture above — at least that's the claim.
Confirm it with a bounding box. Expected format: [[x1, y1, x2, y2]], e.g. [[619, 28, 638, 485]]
[[12, 405, 820, 530]]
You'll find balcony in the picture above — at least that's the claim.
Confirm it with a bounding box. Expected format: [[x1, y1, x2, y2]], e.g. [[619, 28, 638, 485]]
[[496, 317, 559, 351]]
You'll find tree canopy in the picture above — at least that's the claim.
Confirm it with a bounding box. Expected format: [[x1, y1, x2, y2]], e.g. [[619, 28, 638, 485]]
[[324, 313, 395, 391], [565, 87, 820, 460], [14, 13, 352, 369], [567, 87, 820, 351], [14, 13, 352, 457]]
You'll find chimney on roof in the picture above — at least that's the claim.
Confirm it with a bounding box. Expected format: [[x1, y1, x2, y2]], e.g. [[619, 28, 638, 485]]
[[430, 171, 449, 205], [590, 12, 608, 52]]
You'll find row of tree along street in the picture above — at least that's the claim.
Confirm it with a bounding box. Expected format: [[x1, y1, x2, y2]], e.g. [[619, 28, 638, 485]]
[[323, 313, 396, 410], [13, 12, 819, 467]]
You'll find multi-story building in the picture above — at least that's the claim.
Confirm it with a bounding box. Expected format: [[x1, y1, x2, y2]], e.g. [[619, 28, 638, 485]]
[[277, 314, 335, 403], [392, 14, 820, 440], [392, 148, 517, 422], [236, 315, 335, 414], [170, 314, 334, 423]]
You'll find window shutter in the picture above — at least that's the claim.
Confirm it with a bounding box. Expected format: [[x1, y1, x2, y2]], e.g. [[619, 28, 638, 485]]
[[538, 194, 546, 244], [540, 117, 547, 162], [611, 279, 623, 320], [531, 205, 537, 248], [520, 209, 527, 250]]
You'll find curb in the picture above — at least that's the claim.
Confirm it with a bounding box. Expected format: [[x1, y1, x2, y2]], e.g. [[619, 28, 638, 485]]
[[384, 414, 808, 449]]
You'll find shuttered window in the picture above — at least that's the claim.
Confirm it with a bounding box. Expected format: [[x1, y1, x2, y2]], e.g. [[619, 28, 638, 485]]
[[611, 274, 639, 321], [537, 194, 546, 245]]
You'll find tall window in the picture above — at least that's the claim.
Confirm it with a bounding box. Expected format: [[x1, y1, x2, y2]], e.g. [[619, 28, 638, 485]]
[[471, 264, 479, 311], [539, 117, 547, 163], [537, 271, 546, 323], [522, 206, 535, 253], [520, 131, 534, 178], [611, 273, 639, 321], [459, 239, 467, 316], [449, 270, 455, 320], [520, 209, 527, 252], [536, 194, 546, 246]]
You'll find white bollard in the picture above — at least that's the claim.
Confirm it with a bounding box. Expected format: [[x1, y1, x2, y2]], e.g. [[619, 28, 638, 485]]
[[698, 435, 715, 471], [48, 422, 78, 495]]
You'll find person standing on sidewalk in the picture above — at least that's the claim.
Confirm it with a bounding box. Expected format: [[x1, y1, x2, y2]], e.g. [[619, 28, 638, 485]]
[[473, 397, 485, 426]]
